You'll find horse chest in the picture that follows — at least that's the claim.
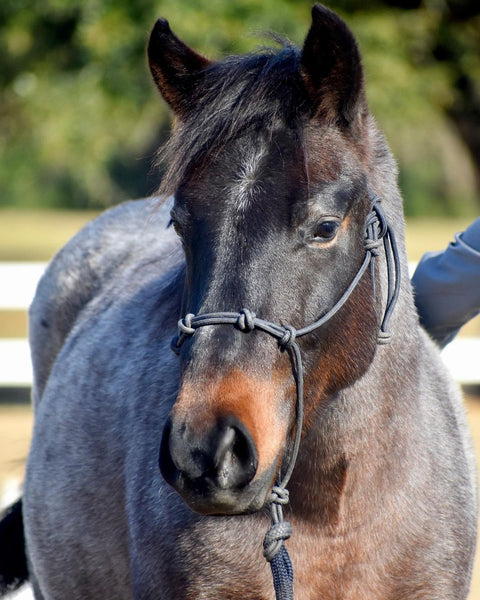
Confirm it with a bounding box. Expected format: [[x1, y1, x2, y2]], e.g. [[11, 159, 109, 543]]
[[164, 516, 391, 600], [287, 529, 386, 600]]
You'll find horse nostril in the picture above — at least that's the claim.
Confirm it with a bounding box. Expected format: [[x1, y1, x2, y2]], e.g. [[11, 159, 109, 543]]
[[213, 420, 258, 490], [159, 416, 258, 494]]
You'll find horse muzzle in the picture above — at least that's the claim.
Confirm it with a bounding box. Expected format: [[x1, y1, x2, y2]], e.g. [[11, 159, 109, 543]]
[[159, 415, 277, 514]]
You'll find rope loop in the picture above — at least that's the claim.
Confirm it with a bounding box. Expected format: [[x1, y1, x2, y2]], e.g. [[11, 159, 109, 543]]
[[372, 202, 388, 240], [171, 313, 196, 355], [365, 210, 378, 229], [237, 308, 256, 332], [178, 313, 195, 336], [278, 326, 297, 350]]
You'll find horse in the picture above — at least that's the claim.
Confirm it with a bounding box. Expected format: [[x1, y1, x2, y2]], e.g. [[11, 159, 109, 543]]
[[0, 4, 477, 599]]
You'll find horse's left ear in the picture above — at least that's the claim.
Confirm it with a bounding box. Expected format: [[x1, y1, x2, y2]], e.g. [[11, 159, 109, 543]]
[[148, 18, 211, 116], [301, 5, 367, 127]]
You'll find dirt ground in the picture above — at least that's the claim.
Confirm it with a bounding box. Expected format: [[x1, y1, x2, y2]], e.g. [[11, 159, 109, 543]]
[[2, 397, 480, 598]]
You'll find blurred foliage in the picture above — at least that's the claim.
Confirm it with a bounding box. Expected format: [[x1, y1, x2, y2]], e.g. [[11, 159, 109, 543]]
[[0, 0, 479, 215]]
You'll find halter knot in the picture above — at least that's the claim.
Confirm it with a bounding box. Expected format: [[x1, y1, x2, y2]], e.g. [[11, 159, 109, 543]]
[[364, 238, 381, 256], [237, 308, 256, 332], [278, 326, 296, 350], [269, 485, 290, 506], [263, 521, 293, 563], [377, 330, 392, 345]]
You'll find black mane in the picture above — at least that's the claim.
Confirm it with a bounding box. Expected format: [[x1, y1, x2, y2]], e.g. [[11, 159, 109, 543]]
[[158, 41, 310, 196]]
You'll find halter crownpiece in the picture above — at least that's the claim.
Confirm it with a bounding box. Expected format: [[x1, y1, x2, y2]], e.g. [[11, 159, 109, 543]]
[[169, 191, 401, 600]]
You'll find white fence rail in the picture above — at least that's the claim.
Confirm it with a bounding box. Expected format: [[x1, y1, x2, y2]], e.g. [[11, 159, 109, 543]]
[[0, 262, 478, 387], [0, 263, 46, 387], [0, 262, 46, 310]]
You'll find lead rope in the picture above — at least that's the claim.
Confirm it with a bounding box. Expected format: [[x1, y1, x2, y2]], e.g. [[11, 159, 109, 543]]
[[170, 195, 401, 600], [262, 337, 303, 600]]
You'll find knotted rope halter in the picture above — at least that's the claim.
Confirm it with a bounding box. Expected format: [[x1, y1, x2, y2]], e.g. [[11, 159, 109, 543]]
[[170, 192, 401, 600]]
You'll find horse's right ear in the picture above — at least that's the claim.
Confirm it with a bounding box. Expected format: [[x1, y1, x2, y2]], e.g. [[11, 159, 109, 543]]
[[148, 19, 211, 116]]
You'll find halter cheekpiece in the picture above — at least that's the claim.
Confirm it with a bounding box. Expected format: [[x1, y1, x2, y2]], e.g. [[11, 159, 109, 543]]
[[170, 191, 401, 600]]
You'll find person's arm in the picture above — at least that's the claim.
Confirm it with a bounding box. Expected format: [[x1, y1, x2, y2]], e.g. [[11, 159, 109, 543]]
[[412, 217, 480, 348]]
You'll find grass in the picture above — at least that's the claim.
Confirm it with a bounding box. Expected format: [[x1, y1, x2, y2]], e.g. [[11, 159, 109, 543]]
[[0, 208, 100, 261]]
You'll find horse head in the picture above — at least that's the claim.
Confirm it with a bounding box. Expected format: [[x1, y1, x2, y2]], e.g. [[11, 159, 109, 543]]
[[149, 5, 391, 515]]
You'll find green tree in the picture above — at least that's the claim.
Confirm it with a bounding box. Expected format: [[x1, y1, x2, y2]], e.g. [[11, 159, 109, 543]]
[[0, 0, 478, 215]]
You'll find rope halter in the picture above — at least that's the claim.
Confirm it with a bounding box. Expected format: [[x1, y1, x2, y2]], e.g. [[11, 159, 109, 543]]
[[169, 192, 401, 599]]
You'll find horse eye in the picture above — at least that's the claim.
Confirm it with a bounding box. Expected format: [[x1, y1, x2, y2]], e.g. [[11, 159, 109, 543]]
[[311, 220, 340, 242]]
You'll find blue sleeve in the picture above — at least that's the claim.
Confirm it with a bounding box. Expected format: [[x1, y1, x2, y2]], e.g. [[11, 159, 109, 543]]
[[412, 217, 480, 348]]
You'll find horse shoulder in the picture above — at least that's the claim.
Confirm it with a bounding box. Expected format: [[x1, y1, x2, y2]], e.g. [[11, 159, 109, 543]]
[[28, 196, 174, 406]]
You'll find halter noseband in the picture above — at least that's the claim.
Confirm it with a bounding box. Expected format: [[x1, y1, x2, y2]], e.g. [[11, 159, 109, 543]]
[[169, 192, 401, 600]]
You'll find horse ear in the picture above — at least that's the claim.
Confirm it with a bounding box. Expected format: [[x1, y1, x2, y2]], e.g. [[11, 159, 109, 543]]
[[300, 4, 367, 127], [148, 19, 211, 116]]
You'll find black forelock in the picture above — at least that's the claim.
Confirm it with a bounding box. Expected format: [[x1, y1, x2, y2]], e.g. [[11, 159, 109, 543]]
[[157, 40, 310, 197]]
